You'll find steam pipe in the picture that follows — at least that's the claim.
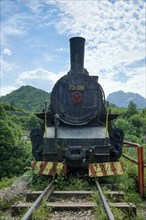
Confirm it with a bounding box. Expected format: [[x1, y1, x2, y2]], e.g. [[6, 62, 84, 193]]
[[69, 37, 85, 74]]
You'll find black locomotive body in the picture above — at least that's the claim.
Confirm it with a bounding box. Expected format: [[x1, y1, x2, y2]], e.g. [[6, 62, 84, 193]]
[[30, 37, 124, 171]]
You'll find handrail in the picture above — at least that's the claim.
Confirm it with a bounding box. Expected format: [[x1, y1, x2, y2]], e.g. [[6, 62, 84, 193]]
[[123, 140, 141, 148], [122, 141, 145, 196]]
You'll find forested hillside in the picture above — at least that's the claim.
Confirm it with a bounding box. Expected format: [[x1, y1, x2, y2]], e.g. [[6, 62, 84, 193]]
[[0, 85, 51, 112]]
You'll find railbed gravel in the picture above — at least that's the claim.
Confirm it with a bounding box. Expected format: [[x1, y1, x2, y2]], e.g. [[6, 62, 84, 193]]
[[49, 210, 95, 220], [0, 176, 29, 201], [49, 195, 95, 220]]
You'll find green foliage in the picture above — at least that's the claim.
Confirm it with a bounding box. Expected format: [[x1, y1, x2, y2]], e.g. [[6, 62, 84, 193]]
[[93, 191, 128, 220], [0, 102, 23, 112], [0, 177, 17, 189], [0, 197, 12, 211], [0, 105, 7, 117], [126, 101, 138, 118], [129, 114, 143, 129], [0, 195, 23, 211], [10, 114, 42, 130], [109, 104, 127, 116], [114, 118, 130, 133], [55, 174, 96, 191], [92, 192, 107, 220], [0, 107, 32, 179], [28, 173, 96, 191], [0, 85, 51, 112], [28, 173, 52, 190], [110, 101, 146, 145], [32, 202, 52, 220]]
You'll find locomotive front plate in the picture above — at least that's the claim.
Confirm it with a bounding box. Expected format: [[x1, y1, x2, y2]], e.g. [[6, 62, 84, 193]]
[[50, 73, 105, 125]]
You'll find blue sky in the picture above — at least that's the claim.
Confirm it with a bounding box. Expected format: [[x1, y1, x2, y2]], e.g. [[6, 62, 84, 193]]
[[0, 0, 146, 98]]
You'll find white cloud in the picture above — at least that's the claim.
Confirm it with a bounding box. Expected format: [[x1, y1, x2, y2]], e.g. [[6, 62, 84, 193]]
[[1, 17, 27, 47], [51, 0, 146, 97], [55, 47, 68, 52], [0, 59, 14, 76], [0, 86, 17, 97], [100, 66, 146, 98], [1, 48, 12, 56], [43, 53, 59, 62], [16, 68, 65, 92]]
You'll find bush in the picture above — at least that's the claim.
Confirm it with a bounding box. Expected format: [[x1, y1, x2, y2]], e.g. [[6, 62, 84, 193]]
[[0, 107, 32, 179]]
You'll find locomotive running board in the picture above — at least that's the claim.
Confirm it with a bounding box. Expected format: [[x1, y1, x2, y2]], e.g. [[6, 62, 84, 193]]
[[89, 161, 124, 177]]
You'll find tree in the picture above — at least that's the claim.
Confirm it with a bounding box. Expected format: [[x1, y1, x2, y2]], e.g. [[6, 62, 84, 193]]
[[0, 108, 32, 179], [126, 101, 138, 118], [114, 118, 130, 134]]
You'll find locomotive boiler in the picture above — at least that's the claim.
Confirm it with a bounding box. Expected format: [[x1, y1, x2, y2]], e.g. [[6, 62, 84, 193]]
[[30, 37, 124, 173]]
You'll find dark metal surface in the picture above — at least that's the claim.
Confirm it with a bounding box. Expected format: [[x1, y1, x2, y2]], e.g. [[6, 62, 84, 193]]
[[95, 179, 115, 220], [22, 179, 54, 220], [69, 37, 85, 74], [42, 134, 110, 163], [50, 74, 105, 125]]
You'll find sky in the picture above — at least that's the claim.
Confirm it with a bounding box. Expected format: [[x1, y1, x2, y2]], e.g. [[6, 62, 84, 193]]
[[0, 0, 146, 99]]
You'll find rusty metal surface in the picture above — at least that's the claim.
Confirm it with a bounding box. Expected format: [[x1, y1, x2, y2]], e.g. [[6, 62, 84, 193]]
[[123, 141, 145, 196]]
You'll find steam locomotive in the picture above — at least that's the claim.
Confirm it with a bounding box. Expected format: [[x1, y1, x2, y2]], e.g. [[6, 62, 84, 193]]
[[30, 37, 124, 172]]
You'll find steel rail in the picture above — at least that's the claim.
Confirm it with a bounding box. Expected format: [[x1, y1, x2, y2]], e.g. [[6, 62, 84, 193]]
[[22, 179, 55, 220], [95, 179, 115, 220]]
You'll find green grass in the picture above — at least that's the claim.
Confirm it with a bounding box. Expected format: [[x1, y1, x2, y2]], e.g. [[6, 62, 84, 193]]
[[0, 177, 17, 189], [27, 172, 53, 191], [32, 201, 52, 220], [55, 174, 96, 191]]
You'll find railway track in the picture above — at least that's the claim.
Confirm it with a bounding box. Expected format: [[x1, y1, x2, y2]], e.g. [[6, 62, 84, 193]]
[[12, 178, 136, 220]]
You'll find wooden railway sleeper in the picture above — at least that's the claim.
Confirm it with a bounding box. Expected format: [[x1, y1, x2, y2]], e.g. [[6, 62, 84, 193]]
[[11, 179, 137, 219]]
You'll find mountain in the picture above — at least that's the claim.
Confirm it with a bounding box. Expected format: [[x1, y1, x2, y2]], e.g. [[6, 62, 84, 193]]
[[107, 90, 146, 109], [0, 85, 51, 112]]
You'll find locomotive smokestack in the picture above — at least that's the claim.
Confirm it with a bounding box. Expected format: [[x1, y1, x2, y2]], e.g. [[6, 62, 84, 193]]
[[69, 37, 85, 74]]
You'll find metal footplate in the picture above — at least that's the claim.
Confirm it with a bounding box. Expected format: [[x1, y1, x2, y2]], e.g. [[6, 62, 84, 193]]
[[31, 161, 66, 176], [31, 161, 124, 177], [89, 161, 124, 177]]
